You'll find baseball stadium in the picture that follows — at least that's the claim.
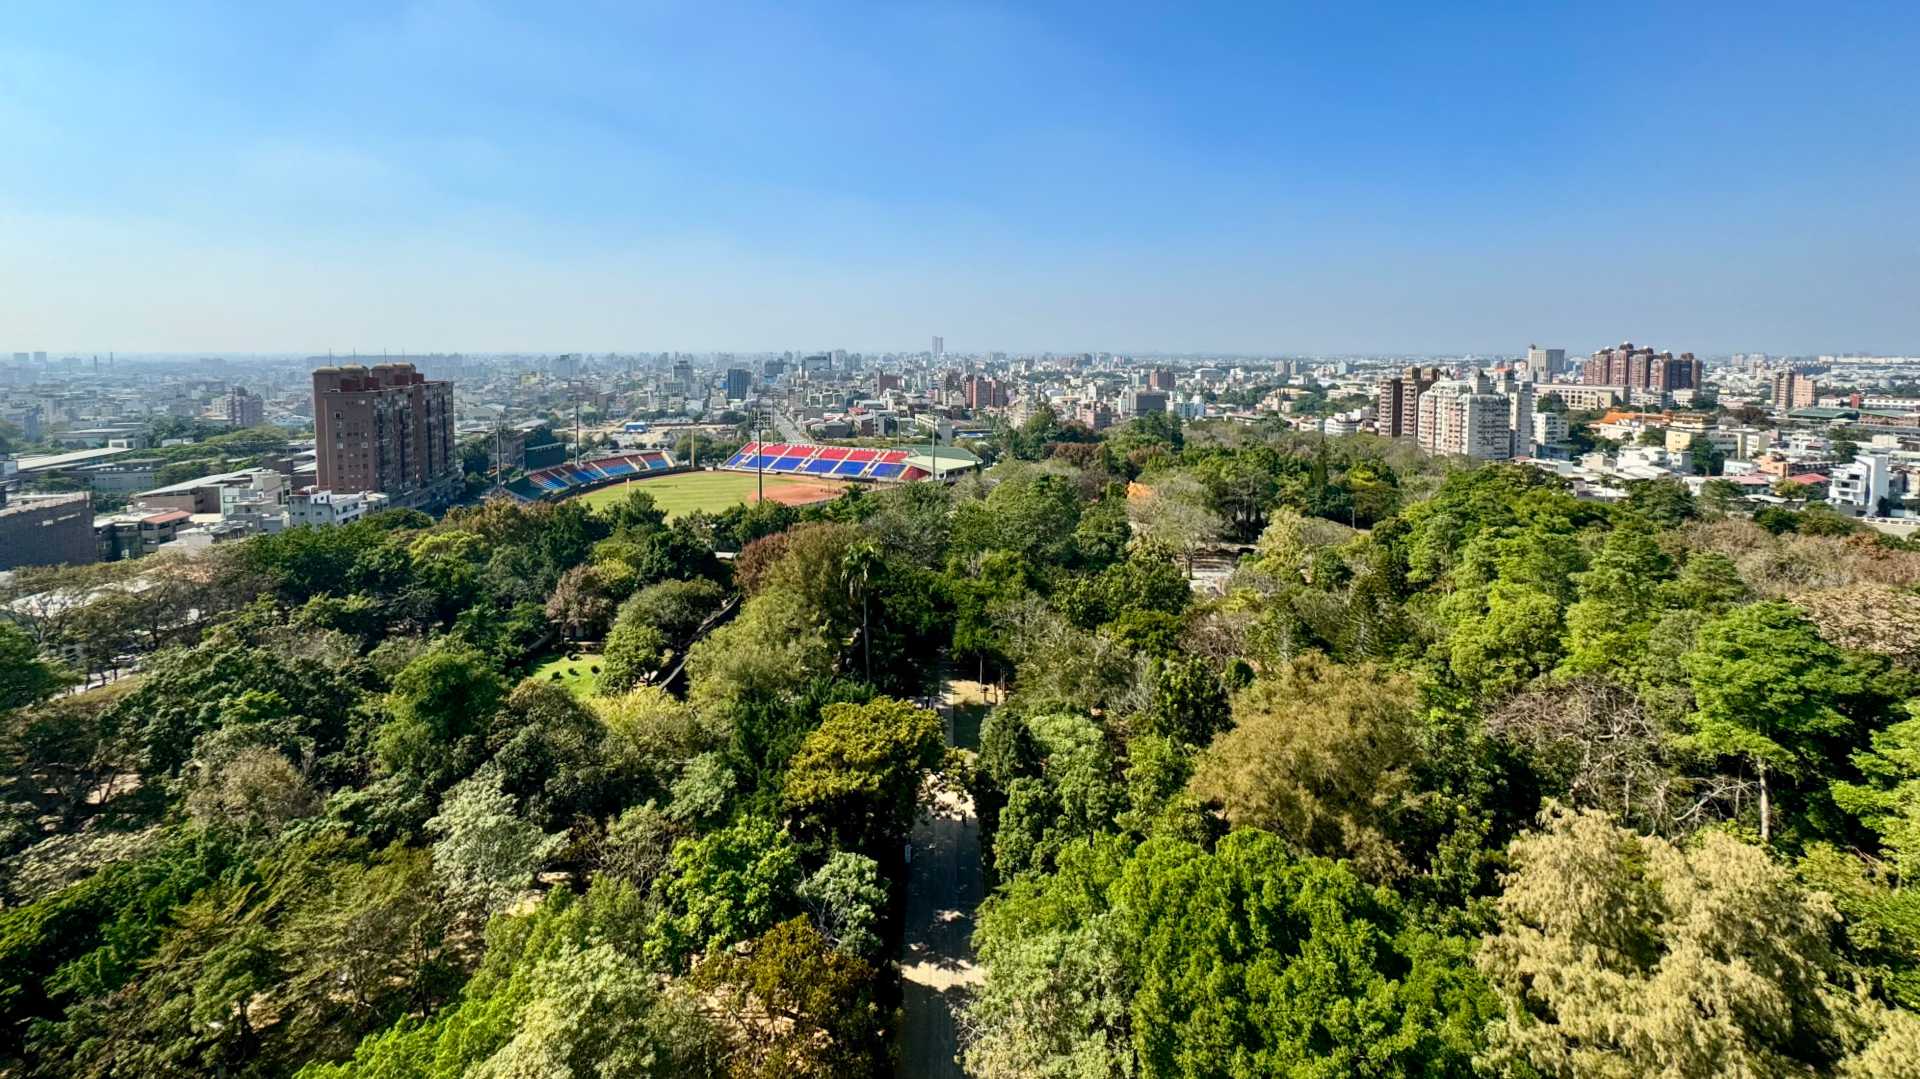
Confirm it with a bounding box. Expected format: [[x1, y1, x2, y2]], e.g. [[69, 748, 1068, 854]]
[[501, 441, 979, 518]]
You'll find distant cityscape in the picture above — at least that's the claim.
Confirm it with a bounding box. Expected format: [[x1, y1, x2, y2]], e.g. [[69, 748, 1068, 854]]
[[3, 341, 1918, 568]]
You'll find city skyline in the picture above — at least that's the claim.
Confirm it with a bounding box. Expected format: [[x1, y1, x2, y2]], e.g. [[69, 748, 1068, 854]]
[[5, 3, 1919, 354], [8, 8, 1920, 1077]]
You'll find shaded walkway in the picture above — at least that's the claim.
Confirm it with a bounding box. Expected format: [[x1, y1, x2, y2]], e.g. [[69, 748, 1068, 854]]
[[896, 682, 987, 1078]]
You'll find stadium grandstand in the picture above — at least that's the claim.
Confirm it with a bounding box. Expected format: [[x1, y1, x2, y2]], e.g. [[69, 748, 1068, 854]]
[[718, 441, 979, 482], [503, 450, 677, 501]]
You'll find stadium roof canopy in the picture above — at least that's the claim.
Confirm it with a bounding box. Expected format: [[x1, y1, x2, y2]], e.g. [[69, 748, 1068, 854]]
[[903, 445, 982, 478]]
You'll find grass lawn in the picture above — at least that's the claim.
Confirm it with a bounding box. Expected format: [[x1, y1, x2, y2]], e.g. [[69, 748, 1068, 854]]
[[532, 651, 604, 697], [569, 470, 844, 519]]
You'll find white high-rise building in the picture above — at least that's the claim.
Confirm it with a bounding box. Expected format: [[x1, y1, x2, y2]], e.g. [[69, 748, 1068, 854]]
[[1526, 344, 1566, 380], [1417, 373, 1513, 460], [1508, 380, 1534, 456]]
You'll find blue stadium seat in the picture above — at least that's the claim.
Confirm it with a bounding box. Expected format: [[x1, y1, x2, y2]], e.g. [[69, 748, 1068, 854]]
[[833, 460, 868, 476], [868, 463, 904, 479], [803, 459, 838, 474], [771, 456, 808, 472]]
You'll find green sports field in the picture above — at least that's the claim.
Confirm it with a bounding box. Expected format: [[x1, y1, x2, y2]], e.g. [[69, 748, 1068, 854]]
[[567, 470, 845, 519], [532, 651, 604, 697]]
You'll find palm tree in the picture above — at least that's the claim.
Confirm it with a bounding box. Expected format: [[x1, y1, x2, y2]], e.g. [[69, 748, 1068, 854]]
[[841, 541, 882, 683]]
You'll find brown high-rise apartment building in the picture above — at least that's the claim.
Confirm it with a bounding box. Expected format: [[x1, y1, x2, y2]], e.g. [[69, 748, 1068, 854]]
[[312, 363, 457, 508], [1771, 369, 1818, 411], [1580, 342, 1701, 393], [224, 386, 264, 428], [1378, 365, 1442, 438], [964, 375, 1009, 410]]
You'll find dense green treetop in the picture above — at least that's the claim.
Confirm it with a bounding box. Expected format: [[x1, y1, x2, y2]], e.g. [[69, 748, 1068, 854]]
[[3, 421, 1918, 1079]]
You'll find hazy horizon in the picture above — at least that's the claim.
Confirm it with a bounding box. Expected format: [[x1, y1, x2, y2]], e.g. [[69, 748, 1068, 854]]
[[5, 2, 1917, 355]]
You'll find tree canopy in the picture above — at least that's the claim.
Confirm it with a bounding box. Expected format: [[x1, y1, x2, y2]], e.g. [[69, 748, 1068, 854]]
[[4, 418, 1918, 1079]]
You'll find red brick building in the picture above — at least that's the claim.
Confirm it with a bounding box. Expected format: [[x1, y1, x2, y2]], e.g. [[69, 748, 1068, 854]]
[[1581, 342, 1702, 393], [312, 363, 458, 508], [964, 376, 1009, 410], [1377, 365, 1442, 439]]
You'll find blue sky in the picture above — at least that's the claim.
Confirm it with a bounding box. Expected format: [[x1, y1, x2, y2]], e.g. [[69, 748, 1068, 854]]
[[3, 1, 1916, 354]]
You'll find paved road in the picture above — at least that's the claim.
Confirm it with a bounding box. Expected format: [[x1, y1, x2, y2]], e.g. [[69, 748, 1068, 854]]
[[767, 407, 808, 443], [897, 705, 985, 1077]]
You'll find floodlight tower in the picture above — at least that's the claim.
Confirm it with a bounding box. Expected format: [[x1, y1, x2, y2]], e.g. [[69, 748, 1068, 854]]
[[564, 371, 594, 466]]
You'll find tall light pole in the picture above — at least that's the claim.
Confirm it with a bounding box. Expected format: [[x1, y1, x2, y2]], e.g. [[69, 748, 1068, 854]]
[[566, 374, 584, 466], [925, 388, 940, 711]]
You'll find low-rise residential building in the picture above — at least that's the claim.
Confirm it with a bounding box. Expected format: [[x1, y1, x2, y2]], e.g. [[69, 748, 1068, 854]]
[[1830, 452, 1892, 513], [1123, 389, 1169, 415], [1534, 409, 1569, 447], [95, 508, 192, 560], [1722, 427, 1774, 461], [1322, 412, 1362, 436], [287, 488, 388, 528], [1075, 401, 1114, 431], [72, 458, 166, 494], [219, 471, 290, 535], [1538, 384, 1625, 411]]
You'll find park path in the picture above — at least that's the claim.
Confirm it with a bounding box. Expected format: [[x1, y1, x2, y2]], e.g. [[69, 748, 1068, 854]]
[[896, 678, 988, 1079]]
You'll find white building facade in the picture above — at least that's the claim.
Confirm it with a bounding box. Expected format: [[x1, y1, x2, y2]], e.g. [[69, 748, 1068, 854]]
[[1830, 452, 1890, 512], [287, 488, 389, 528], [1417, 374, 1514, 460]]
